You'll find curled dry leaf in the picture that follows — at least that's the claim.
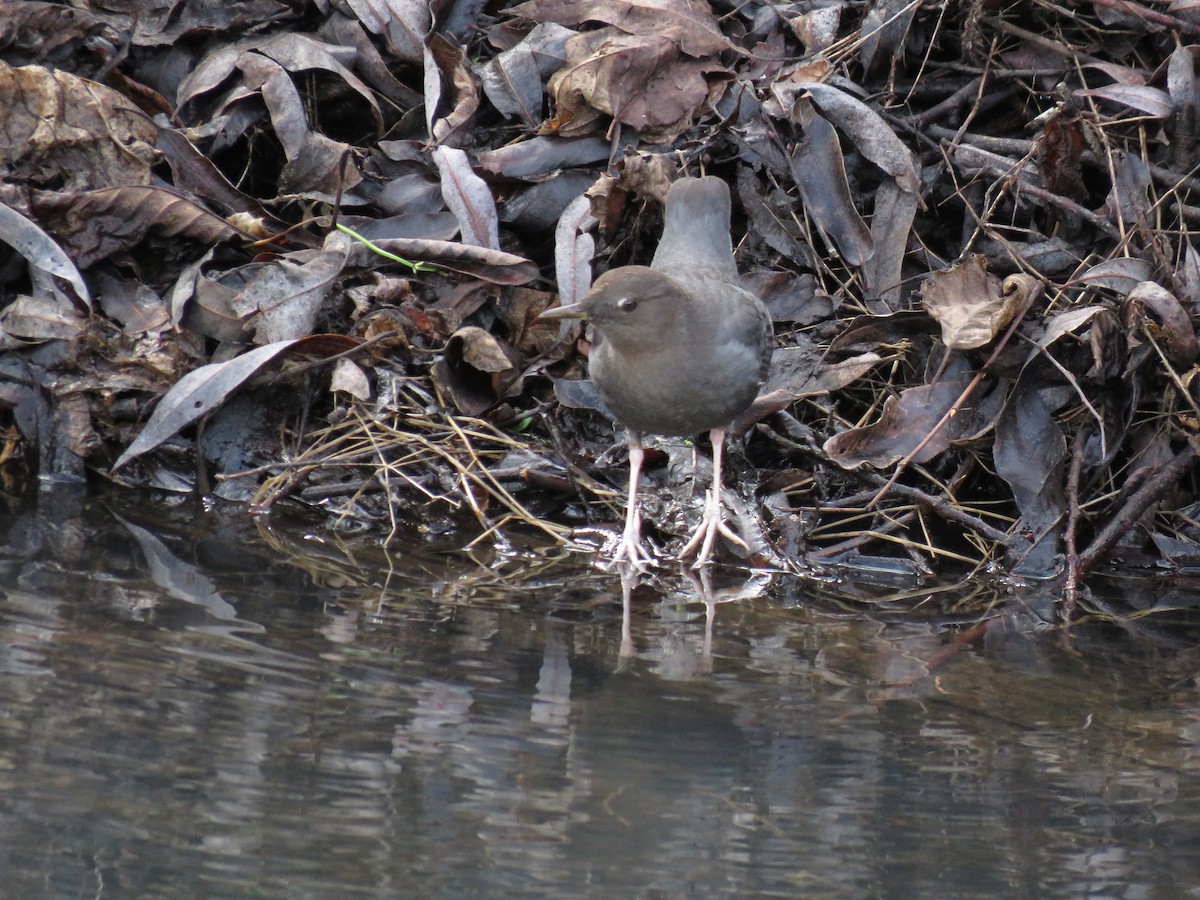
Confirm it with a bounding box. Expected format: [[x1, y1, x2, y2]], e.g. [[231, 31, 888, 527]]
[[425, 33, 481, 144], [331, 358, 372, 401], [431, 326, 521, 416], [554, 193, 598, 310], [920, 255, 1020, 350], [0, 199, 91, 310], [769, 80, 921, 195], [0, 295, 85, 350], [344, 238, 538, 285], [1123, 281, 1200, 365]]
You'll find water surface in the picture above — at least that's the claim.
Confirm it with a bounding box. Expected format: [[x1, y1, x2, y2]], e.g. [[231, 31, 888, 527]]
[[2, 489, 1199, 898]]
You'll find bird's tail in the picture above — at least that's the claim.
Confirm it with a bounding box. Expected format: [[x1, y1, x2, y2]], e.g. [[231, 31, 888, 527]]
[[651, 176, 738, 279]]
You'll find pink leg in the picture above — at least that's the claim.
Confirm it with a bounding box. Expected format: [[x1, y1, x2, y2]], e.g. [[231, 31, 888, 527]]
[[680, 429, 748, 568], [611, 431, 654, 571]]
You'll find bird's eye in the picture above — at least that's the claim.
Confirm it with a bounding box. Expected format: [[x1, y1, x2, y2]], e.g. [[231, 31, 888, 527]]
[[617, 297, 638, 312]]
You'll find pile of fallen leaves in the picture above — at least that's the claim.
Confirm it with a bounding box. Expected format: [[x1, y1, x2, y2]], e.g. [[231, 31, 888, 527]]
[[0, 0, 1198, 595]]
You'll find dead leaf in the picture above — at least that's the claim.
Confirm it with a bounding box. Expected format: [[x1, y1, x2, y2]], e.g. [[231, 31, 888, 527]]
[[344, 239, 538, 284], [482, 23, 573, 124], [824, 365, 1001, 470], [231, 244, 349, 344], [477, 135, 611, 179], [510, 0, 731, 57], [0, 61, 158, 191], [548, 29, 720, 140], [1076, 257, 1153, 295], [789, 106, 873, 267], [554, 193, 598, 310], [112, 337, 355, 471], [30, 186, 245, 268], [432, 146, 501, 250], [431, 326, 521, 416], [426, 33, 481, 143], [1123, 281, 1200, 365], [769, 80, 921, 194], [920, 256, 1019, 350], [0, 295, 85, 350], [0, 198, 91, 310], [331, 358, 372, 400], [340, 0, 430, 62], [1075, 84, 1173, 117], [994, 370, 1067, 576]]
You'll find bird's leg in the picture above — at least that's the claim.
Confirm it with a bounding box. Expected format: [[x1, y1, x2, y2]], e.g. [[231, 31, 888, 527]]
[[680, 429, 748, 568], [611, 430, 655, 571]]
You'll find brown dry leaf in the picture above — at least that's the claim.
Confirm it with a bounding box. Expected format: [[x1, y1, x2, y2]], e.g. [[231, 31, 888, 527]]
[[824, 357, 1002, 469], [340, 0, 431, 63], [862, 178, 918, 310], [426, 33, 481, 143], [177, 33, 382, 133], [1076, 257, 1153, 294], [0, 2, 121, 74], [478, 135, 610, 179], [510, 0, 731, 57], [330, 358, 372, 401], [790, 5, 842, 55], [482, 23, 573, 124], [30, 186, 245, 268], [1075, 84, 1173, 117], [769, 80, 921, 195], [432, 147, 501, 250], [858, 0, 917, 71], [0, 198, 91, 310], [1123, 281, 1200, 365], [789, 105, 873, 267], [230, 244, 349, 345], [236, 54, 362, 197], [431, 326, 521, 416], [112, 336, 358, 472], [554, 194, 598, 309], [0, 62, 158, 191], [0, 295, 85, 350], [343, 239, 538, 285], [920, 256, 1019, 350], [993, 368, 1067, 576], [548, 29, 720, 140], [762, 334, 881, 399]]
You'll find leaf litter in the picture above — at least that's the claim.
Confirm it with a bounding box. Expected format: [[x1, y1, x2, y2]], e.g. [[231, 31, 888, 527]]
[[1, 0, 1199, 621]]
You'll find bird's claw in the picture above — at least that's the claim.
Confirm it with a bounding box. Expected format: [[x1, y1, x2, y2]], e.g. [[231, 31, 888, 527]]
[[680, 487, 745, 568]]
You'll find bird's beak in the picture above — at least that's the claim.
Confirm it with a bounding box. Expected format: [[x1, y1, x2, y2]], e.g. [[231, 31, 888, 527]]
[[538, 301, 588, 321]]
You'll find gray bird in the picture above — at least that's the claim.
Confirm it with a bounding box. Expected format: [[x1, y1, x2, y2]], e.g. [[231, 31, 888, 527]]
[[541, 175, 773, 569]]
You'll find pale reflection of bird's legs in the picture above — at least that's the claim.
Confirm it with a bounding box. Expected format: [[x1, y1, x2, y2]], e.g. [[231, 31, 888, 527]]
[[617, 561, 638, 660]]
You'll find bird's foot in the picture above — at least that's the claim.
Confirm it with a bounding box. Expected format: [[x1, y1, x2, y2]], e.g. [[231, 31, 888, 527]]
[[610, 508, 655, 572], [680, 487, 746, 568]]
